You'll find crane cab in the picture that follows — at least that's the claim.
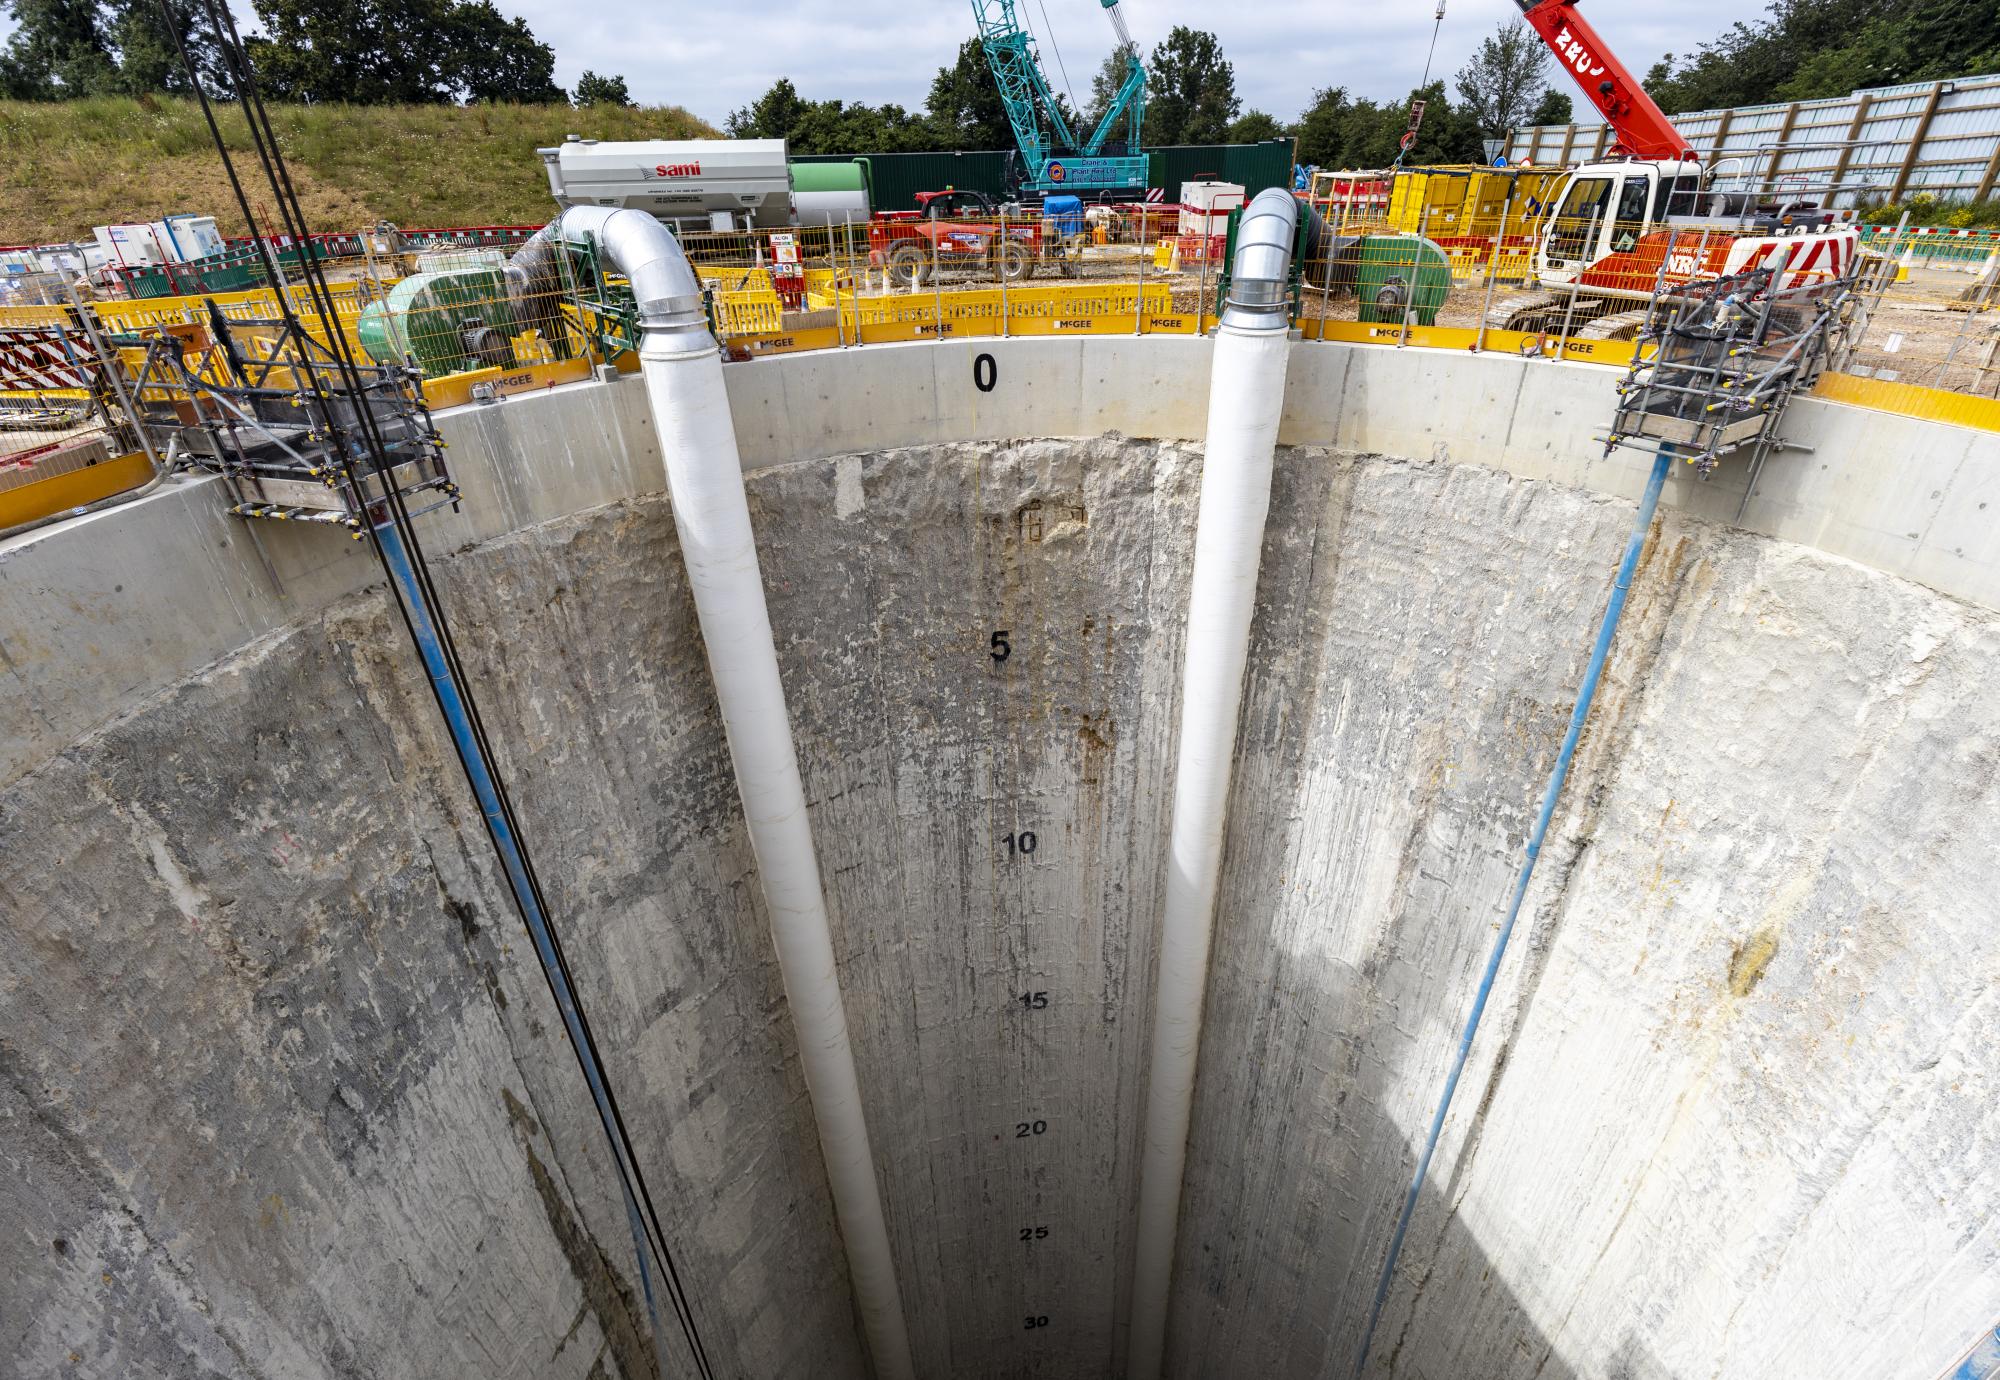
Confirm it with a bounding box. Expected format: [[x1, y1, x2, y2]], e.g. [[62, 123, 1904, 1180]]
[[1534, 158, 1705, 286]]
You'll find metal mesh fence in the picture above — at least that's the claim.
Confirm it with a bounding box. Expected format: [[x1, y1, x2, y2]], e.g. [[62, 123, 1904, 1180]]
[[4, 199, 1995, 536], [1837, 220, 2000, 395]]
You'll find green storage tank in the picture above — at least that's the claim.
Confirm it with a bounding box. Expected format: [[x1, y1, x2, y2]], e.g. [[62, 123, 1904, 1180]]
[[791, 150, 1011, 211], [789, 161, 866, 193], [790, 160, 873, 224]]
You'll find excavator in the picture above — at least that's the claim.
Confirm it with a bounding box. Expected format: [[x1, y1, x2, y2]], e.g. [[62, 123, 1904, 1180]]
[[1486, 0, 1862, 338]]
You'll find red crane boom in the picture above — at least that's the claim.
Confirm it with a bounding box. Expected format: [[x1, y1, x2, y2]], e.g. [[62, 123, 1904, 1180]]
[[1516, 0, 1695, 162]]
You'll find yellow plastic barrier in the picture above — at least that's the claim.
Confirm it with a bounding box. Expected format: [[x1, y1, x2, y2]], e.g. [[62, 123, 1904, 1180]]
[[1814, 372, 2000, 433], [848, 282, 1169, 325], [422, 357, 594, 411], [0, 305, 69, 328], [1302, 317, 1650, 368], [714, 292, 784, 335], [0, 448, 154, 528], [693, 265, 786, 335], [1388, 166, 1565, 241]]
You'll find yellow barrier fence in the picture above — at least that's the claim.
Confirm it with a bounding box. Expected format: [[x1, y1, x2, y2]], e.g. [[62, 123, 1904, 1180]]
[[1812, 372, 2000, 432], [8, 213, 1997, 447], [0, 446, 154, 529]]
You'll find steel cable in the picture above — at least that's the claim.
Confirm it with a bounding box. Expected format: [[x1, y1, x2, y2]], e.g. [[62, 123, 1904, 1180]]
[[158, 3, 717, 1373]]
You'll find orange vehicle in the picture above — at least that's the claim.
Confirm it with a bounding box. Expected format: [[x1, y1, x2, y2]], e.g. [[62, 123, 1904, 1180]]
[[1489, 0, 1861, 337], [867, 190, 1044, 287]]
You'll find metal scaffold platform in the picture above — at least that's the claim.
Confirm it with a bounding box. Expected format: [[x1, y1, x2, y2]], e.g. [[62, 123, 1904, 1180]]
[[114, 306, 459, 538], [1604, 245, 1861, 480]]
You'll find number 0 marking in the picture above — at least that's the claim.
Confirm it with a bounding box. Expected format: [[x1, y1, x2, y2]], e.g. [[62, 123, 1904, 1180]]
[[974, 352, 997, 392]]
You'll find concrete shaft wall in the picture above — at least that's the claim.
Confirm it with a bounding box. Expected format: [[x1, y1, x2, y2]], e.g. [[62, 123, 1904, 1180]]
[[1170, 454, 2000, 1379], [1, 503, 867, 1380], [3, 339, 1996, 1379]]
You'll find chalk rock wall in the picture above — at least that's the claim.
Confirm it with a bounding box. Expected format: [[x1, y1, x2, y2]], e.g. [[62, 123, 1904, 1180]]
[[1171, 452, 2000, 1380], [0, 501, 866, 1380], [5, 435, 1995, 1380]]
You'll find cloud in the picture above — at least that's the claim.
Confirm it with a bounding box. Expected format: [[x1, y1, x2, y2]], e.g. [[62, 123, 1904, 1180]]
[[513, 0, 1750, 127], [1, 0, 1753, 128]]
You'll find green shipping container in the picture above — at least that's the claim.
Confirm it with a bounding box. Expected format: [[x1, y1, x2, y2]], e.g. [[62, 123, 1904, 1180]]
[[792, 140, 1295, 207], [1148, 140, 1297, 200], [793, 150, 1010, 212]]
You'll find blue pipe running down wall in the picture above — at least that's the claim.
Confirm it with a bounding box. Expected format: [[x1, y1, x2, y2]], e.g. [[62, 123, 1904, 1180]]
[[1352, 445, 1676, 1376], [372, 520, 663, 1338], [1945, 1324, 2000, 1380]]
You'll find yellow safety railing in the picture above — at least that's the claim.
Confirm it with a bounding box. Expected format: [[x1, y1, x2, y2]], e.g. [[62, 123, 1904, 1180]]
[[6, 202, 1994, 427]]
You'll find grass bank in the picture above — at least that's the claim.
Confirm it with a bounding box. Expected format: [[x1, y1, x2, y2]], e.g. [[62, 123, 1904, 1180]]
[[0, 96, 718, 245]]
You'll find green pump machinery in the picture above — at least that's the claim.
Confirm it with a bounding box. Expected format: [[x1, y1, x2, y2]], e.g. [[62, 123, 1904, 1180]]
[[356, 232, 696, 379], [356, 264, 523, 378], [1352, 234, 1452, 326], [1213, 207, 1455, 329]]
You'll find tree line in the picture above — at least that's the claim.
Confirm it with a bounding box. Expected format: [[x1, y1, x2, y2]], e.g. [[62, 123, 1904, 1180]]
[[1645, 0, 2000, 113], [729, 20, 1573, 166], [8, 0, 1989, 153], [0, 0, 638, 105], [727, 0, 2000, 163]]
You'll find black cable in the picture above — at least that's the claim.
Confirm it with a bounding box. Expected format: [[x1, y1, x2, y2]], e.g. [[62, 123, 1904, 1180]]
[[161, 4, 717, 1373], [1031, 0, 1079, 132], [1396, 1, 1450, 172], [216, 60, 720, 1374], [215, 36, 719, 1368]]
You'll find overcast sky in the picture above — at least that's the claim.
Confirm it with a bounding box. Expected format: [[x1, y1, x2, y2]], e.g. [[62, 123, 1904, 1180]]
[[3, 0, 1755, 126], [520, 0, 1753, 126]]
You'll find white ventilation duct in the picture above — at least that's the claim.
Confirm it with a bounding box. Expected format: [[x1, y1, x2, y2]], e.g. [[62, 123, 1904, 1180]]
[[528, 205, 917, 1380], [1127, 187, 1300, 1380]]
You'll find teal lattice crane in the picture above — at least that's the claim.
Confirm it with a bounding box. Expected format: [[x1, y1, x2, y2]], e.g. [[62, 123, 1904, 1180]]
[[970, 0, 1150, 197]]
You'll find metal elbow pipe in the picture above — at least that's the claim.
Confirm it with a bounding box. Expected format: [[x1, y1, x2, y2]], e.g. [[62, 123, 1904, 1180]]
[[507, 206, 712, 350], [512, 206, 917, 1379], [1221, 187, 1301, 328], [555, 205, 709, 337]]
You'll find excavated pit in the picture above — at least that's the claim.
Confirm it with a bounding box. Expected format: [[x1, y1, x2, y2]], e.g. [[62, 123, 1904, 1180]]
[[3, 429, 1996, 1380]]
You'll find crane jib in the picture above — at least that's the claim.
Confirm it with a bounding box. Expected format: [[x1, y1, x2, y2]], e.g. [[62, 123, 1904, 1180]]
[[1516, 0, 1693, 162], [971, 0, 1150, 195]]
